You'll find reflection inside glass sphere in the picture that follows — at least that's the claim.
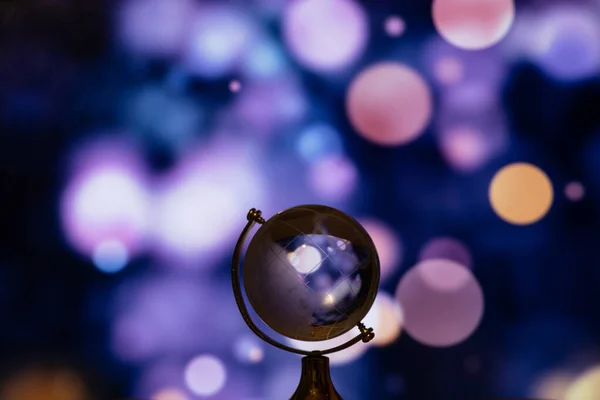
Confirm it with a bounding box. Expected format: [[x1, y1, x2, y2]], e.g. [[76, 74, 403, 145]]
[[243, 205, 379, 341], [279, 234, 363, 326]]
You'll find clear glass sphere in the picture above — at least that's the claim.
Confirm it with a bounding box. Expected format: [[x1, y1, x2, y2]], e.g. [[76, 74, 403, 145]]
[[243, 205, 380, 341]]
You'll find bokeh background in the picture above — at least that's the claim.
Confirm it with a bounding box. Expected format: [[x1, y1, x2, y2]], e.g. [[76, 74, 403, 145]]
[[1, 0, 600, 399]]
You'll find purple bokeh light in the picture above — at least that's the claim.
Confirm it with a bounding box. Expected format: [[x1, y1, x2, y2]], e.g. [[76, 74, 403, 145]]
[[396, 259, 484, 347], [565, 181, 585, 202], [419, 237, 473, 269], [117, 0, 196, 57], [111, 275, 242, 362], [307, 154, 358, 203], [231, 76, 307, 137], [282, 0, 368, 72], [530, 5, 600, 81]]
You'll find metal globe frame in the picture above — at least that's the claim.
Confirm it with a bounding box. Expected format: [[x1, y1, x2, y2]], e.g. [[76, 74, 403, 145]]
[[231, 208, 375, 357]]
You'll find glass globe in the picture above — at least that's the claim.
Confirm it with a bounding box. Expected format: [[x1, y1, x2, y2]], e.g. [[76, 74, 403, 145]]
[[243, 205, 380, 342]]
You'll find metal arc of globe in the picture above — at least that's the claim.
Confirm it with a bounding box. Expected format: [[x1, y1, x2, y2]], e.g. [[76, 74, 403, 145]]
[[242, 205, 380, 342]]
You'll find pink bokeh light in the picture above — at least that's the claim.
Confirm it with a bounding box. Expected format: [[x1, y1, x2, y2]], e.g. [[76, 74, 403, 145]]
[[396, 259, 484, 347], [384, 16, 406, 37], [438, 125, 490, 173], [229, 79, 242, 93], [419, 236, 472, 269], [346, 62, 433, 146], [432, 0, 515, 50], [433, 56, 464, 85], [565, 181, 585, 201], [358, 218, 402, 282], [282, 0, 368, 72]]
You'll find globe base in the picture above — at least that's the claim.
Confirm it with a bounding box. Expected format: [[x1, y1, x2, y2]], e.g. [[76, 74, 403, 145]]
[[290, 355, 343, 400]]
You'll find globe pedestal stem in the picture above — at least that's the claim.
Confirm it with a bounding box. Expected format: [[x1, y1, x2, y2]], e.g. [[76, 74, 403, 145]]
[[290, 354, 343, 400]]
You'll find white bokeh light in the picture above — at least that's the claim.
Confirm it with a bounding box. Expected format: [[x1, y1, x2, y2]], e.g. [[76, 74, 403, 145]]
[[60, 151, 150, 264], [364, 291, 403, 347], [152, 140, 266, 265], [184, 355, 227, 397], [182, 6, 256, 78], [282, 0, 368, 72], [287, 245, 323, 274]]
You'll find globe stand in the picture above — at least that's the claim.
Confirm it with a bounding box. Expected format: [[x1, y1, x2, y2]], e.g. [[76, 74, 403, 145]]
[[232, 208, 376, 400], [290, 354, 341, 400]]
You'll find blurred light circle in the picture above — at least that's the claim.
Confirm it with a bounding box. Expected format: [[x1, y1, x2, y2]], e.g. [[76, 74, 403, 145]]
[[417, 259, 471, 292], [297, 124, 343, 164], [264, 365, 302, 400], [92, 239, 129, 273], [396, 260, 484, 347], [287, 244, 323, 274], [118, 0, 196, 57], [229, 80, 242, 92], [346, 62, 433, 146], [432, 0, 515, 50], [111, 276, 238, 361], [369, 292, 404, 347], [0, 368, 89, 400], [241, 38, 287, 79], [443, 82, 497, 113], [152, 387, 190, 400], [565, 181, 585, 201], [489, 163, 553, 225], [233, 335, 264, 364], [61, 162, 150, 258], [532, 370, 574, 400], [438, 125, 490, 173], [282, 0, 368, 72], [232, 77, 307, 135], [419, 237, 472, 269], [384, 16, 405, 37], [153, 141, 265, 264], [358, 219, 402, 282], [287, 327, 369, 365], [530, 6, 600, 81], [127, 86, 202, 151], [184, 355, 227, 396], [307, 155, 358, 203], [565, 366, 600, 400], [182, 6, 255, 78], [434, 56, 464, 85]]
